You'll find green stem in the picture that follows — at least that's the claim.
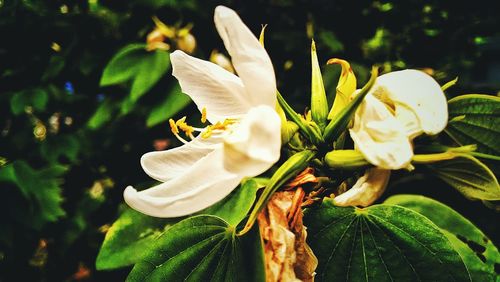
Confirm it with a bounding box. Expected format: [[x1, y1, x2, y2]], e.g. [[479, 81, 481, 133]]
[[238, 150, 316, 236]]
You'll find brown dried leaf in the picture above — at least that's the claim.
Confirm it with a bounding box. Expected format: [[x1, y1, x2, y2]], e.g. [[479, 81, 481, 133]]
[[258, 189, 317, 282]]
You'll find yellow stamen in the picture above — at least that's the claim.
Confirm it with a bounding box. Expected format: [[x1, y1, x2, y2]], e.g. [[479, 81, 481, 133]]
[[201, 127, 213, 139], [200, 118, 237, 139], [169, 119, 179, 134], [201, 107, 207, 123], [174, 116, 195, 137]]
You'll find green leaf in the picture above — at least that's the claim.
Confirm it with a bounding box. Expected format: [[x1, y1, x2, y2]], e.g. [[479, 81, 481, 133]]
[[146, 84, 191, 127], [129, 50, 170, 102], [127, 215, 265, 282], [87, 98, 116, 129], [198, 178, 263, 226], [119, 49, 171, 115], [304, 199, 471, 281], [96, 207, 179, 270], [42, 55, 65, 81], [0, 161, 66, 228], [100, 44, 171, 114], [10, 88, 48, 115], [384, 194, 500, 281], [446, 94, 500, 155], [40, 134, 79, 163], [100, 44, 147, 87], [426, 154, 500, 200]]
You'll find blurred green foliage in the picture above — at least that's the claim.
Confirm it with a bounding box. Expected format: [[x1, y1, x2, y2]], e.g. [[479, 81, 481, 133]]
[[1, 0, 499, 280]]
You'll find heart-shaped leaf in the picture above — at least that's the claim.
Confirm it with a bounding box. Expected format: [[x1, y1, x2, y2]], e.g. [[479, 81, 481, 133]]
[[384, 194, 500, 281], [425, 154, 500, 200], [127, 215, 265, 282], [304, 199, 471, 281], [96, 207, 179, 270], [446, 94, 500, 155], [96, 179, 262, 270]]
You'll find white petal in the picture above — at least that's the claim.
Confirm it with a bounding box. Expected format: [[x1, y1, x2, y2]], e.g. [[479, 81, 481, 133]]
[[376, 69, 448, 135], [214, 6, 276, 108], [350, 95, 413, 169], [223, 105, 281, 176], [333, 168, 391, 207], [141, 136, 222, 182], [124, 149, 241, 217], [171, 50, 251, 123]]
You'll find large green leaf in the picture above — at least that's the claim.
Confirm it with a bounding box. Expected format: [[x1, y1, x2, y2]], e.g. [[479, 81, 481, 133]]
[[146, 84, 192, 127], [198, 178, 262, 226], [0, 161, 66, 228], [384, 194, 500, 281], [97, 179, 262, 270], [426, 154, 500, 200], [304, 199, 471, 281], [96, 207, 179, 270], [446, 94, 500, 155], [127, 215, 265, 282]]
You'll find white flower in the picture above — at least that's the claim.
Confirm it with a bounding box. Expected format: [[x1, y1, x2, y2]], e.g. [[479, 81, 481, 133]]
[[124, 6, 281, 217], [335, 69, 447, 207]]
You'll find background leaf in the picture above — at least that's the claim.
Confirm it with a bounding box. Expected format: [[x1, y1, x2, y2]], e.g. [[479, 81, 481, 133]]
[[384, 194, 500, 281], [304, 199, 471, 281], [127, 215, 265, 282], [425, 154, 500, 200], [100, 44, 148, 87], [146, 84, 191, 127], [40, 134, 80, 163], [446, 94, 500, 155], [10, 88, 48, 115], [96, 207, 179, 270], [0, 161, 66, 228], [87, 98, 116, 129]]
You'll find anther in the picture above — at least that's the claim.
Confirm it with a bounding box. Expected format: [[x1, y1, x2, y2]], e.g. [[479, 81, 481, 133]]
[[201, 107, 207, 123]]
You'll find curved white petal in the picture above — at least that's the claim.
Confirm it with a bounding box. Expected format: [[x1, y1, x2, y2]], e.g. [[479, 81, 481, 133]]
[[171, 50, 252, 123], [214, 6, 276, 108], [350, 95, 413, 169], [223, 105, 281, 176], [141, 136, 223, 182], [124, 149, 241, 217], [376, 69, 448, 135], [333, 168, 391, 207]]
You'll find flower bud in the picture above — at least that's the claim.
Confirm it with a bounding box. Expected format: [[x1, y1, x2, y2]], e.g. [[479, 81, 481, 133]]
[[310, 40, 328, 128], [210, 50, 234, 73], [177, 33, 196, 54], [325, 150, 370, 169]]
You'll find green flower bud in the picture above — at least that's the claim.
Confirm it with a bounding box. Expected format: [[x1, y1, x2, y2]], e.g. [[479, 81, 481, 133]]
[[325, 150, 370, 169]]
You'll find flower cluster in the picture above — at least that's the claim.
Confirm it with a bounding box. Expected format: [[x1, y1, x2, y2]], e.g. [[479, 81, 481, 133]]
[[124, 6, 448, 218]]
